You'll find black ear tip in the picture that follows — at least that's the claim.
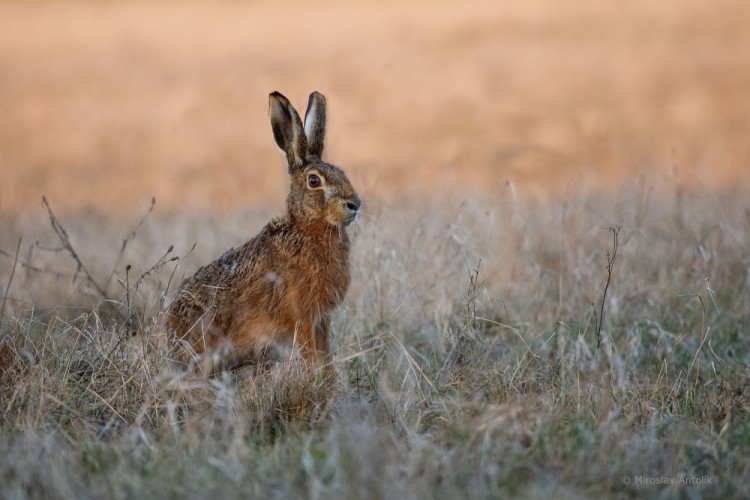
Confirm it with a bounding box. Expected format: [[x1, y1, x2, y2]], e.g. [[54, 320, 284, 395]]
[[308, 91, 325, 103], [270, 91, 288, 102]]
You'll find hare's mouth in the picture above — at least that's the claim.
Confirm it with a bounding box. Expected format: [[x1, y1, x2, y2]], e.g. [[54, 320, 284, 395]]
[[343, 207, 360, 226], [329, 212, 357, 227], [325, 210, 357, 227], [343, 213, 358, 226]]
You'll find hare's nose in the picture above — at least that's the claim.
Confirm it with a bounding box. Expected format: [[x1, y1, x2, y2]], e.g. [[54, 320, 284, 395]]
[[344, 195, 361, 213]]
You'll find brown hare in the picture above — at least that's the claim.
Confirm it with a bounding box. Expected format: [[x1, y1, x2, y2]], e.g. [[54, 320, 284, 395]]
[[167, 91, 361, 376]]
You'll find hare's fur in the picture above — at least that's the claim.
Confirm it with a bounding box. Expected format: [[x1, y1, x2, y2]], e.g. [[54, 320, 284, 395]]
[[167, 91, 360, 374]]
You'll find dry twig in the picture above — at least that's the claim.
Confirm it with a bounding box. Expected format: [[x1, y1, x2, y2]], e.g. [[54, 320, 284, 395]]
[[596, 225, 621, 348]]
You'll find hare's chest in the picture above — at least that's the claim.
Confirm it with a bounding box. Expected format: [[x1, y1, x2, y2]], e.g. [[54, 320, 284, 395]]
[[266, 228, 351, 316], [302, 255, 350, 312]]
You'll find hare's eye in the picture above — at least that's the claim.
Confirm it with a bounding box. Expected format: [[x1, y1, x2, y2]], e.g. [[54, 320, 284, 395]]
[[307, 174, 321, 188]]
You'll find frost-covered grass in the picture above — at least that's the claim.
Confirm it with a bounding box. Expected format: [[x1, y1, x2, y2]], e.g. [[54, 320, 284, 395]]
[[1, 182, 749, 498]]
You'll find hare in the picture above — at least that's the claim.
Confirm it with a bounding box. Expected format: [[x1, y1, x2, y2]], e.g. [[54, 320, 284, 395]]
[[167, 91, 361, 376]]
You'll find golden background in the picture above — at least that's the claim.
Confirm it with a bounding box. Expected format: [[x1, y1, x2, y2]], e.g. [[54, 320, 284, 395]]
[[1, 0, 748, 214]]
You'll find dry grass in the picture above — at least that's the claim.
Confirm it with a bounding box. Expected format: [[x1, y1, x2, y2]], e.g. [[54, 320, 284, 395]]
[[2, 175, 749, 498]]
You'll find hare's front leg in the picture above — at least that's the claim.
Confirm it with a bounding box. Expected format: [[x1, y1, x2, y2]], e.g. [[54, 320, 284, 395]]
[[314, 315, 334, 385], [295, 320, 317, 363], [295, 317, 333, 384], [313, 315, 331, 356]]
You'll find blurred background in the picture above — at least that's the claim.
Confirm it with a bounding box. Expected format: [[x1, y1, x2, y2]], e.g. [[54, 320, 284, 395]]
[[1, 0, 749, 215]]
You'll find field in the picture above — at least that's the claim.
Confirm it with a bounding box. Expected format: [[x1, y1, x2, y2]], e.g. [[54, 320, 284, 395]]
[[2, 0, 750, 498]]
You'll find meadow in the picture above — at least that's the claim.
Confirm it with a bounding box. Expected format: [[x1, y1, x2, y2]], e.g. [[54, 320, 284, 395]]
[[2, 0, 750, 498], [2, 180, 749, 498]]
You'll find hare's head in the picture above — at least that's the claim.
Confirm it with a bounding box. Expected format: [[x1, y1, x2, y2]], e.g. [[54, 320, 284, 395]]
[[269, 91, 361, 227]]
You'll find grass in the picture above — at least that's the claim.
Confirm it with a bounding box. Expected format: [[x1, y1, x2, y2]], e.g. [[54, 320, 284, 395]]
[[1, 178, 749, 499]]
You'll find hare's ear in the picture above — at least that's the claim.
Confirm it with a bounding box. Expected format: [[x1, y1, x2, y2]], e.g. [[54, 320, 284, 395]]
[[269, 91, 307, 172], [304, 91, 326, 160]]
